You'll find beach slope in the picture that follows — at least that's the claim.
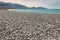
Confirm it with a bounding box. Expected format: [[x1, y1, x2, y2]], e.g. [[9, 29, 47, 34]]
[[0, 9, 60, 40]]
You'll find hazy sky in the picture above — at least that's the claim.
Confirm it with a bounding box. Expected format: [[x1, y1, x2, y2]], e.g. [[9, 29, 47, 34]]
[[0, 0, 60, 9]]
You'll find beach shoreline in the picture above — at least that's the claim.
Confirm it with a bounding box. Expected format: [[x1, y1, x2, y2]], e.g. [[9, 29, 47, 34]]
[[0, 9, 60, 40]]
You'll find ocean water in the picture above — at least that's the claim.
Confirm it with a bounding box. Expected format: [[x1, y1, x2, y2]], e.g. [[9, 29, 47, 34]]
[[8, 9, 60, 14]]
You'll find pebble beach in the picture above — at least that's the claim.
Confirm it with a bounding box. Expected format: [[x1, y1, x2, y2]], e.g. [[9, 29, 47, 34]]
[[0, 9, 60, 40]]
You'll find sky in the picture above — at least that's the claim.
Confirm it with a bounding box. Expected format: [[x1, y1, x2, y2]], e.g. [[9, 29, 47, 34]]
[[0, 0, 60, 9]]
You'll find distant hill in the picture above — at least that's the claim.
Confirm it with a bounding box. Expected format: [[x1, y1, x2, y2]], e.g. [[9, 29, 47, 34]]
[[0, 2, 47, 9], [27, 7, 47, 9]]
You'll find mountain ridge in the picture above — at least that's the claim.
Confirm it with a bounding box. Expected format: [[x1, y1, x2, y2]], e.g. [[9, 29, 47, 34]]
[[0, 2, 47, 9]]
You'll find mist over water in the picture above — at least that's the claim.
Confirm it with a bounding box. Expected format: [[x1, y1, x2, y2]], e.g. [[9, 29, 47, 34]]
[[8, 9, 60, 14]]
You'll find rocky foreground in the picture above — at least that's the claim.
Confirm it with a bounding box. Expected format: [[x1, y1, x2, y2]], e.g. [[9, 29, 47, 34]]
[[0, 10, 60, 40]]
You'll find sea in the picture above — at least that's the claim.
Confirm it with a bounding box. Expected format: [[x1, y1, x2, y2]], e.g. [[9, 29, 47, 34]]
[[8, 9, 60, 14]]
